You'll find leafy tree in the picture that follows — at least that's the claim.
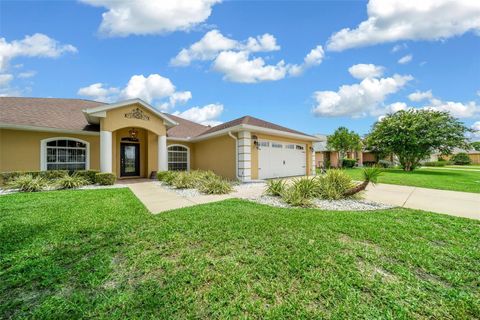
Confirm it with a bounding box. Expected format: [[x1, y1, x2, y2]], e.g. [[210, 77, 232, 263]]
[[327, 127, 362, 167], [366, 110, 471, 171], [471, 141, 480, 151]]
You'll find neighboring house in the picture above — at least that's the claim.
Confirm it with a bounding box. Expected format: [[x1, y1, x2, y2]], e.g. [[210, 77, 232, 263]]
[[0, 97, 318, 181], [427, 148, 480, 164], [312, 134, 377, 168]]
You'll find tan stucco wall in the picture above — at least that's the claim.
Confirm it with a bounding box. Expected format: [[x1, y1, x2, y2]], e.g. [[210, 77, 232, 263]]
[[315, 152, 324, 168], [250, 133, 314, 179], [100, 103, 167, 136], [191, 135, 236, 180], [0, 129, 100, 172]]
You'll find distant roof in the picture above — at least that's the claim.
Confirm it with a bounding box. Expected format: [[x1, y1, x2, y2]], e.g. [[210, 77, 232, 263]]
[[199, 115, 315, 138], [312, 134, 328, 152], [0, 97, 103, 132]]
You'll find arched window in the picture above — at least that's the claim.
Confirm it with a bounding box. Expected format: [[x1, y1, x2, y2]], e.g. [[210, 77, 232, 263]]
[[41, 137, 89, 171], [168, 145, 189, 171]]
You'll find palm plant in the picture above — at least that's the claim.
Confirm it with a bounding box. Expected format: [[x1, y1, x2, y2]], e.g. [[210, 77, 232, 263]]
[[343, 167, 382, 196]]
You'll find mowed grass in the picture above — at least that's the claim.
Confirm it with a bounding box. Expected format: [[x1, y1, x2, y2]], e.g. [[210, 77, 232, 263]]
[[343, 167, 480, 193], [1, 189, 479, 319]]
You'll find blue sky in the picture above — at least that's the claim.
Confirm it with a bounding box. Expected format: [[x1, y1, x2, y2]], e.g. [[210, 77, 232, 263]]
[[1, 0, 479, 136]]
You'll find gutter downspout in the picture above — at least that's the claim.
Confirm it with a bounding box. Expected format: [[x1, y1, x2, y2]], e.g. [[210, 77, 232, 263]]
[[228, 131, 240, 180]]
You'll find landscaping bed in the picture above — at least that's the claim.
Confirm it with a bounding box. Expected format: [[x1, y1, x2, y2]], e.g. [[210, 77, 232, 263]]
[[1, 189, 479, 319]]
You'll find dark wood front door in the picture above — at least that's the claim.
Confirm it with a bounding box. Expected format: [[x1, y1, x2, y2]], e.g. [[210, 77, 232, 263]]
[[120, 143, 140, 177]]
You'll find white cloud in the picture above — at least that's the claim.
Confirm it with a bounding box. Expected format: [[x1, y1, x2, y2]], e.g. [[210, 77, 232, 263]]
[[173, 103, 223, 125], [170, 30, 280, 66], [471, 121, 480, 139], [81, 0, 221, 37], [212, 50, 288, 83], [312, 71, 413, 117], [423, 99, 479, 118], [408, 90, 433, 102], [0, 34, 76, 71], [327, 0, 480, 51], [391, 43, 407, 52], [289, 45, 325, 76], [17, 70, 37, 79], [348, 63, 384, 79], [398, 54, 413, 64], [77, 83, 120, 103], [0, 74, 13, 86], [172, 29, 323, 82], [120, 74, 176, 104]]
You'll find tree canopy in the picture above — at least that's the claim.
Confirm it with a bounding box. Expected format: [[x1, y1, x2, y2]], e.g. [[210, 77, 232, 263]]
[[366, 110, 471, 171], [327, 127, 362, 166], [471, 141, 480, 151]]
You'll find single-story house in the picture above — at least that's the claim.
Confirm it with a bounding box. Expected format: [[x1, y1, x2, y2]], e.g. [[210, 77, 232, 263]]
[[312, 134, 377, 168], [0, 97, 318, 181], [427, 148, 480, 164]]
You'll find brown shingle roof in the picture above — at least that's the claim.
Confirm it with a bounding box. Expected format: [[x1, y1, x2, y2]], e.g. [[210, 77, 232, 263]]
[[0, 97, 104, 132], [164, 113, 210, 139], [198, 115, 314, 138], [0, 97, 314, 140]]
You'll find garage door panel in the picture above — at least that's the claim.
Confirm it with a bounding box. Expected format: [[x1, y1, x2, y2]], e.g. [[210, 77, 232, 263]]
[[258, 140, 306, 179]]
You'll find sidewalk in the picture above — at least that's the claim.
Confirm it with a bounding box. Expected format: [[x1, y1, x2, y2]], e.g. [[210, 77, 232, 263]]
[[364, 183, 480, 220]]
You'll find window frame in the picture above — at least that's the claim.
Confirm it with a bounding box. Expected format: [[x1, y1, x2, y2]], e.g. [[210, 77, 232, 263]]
[[40, 137, 90, 171], [167, 144, 190, 171]]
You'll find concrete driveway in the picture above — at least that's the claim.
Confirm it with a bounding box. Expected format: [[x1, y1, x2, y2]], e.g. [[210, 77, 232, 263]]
[[364, 183, 480, 220]]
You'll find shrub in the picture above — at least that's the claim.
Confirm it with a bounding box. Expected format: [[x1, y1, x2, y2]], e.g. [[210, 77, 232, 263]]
[[0, 170, 68, 185], [198, 177, 233, 194], [317, 169, 354, 200], [56, 175, 88, 189], [291, 177, 320, 199], [423, 161, 447, 167], [378, 160, 394, 168], [172, 171, 198, 189], [42, 170, 69, 180], [281, 186, 312, 207], [73, 170, 98, 184], [95, 173, 116, 185], [158, 171, 180, 185], [265, 179, 286, 196], [6, 175, 48, 192], [451, 152, 471, 165], [362, 161, 377, 167], [342, 158, 357, 168]]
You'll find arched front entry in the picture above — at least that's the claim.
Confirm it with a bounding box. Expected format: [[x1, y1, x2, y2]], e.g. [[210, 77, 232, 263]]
[[83, 100, 177, 178]]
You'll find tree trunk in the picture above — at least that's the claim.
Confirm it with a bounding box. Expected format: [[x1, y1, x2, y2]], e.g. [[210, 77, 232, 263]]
[[343, 180, 369, 197]]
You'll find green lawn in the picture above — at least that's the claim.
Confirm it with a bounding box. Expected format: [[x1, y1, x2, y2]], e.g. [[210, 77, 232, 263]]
[[1, 189, 479, 319], [343, 167, 480, 193]]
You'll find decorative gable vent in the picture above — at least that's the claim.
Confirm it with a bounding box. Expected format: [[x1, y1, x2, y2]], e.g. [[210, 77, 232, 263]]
[[125, 107, 150, 121]]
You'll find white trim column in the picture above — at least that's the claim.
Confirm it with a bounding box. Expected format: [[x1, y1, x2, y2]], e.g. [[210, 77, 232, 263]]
[[238, 131, 251, 181], [311, 148, 316, 175], [158, 135, 168, 171], [100, 130, 112, 173]]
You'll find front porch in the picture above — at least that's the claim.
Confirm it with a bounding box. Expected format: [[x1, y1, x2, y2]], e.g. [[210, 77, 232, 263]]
[[82, 99, 176, 179]]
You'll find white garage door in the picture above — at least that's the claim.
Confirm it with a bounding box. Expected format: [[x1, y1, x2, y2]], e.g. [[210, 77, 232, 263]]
[[258, 140, 306, 179]]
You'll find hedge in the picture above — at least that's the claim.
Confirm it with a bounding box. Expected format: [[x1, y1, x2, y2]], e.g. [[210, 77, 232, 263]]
[[73, 170, 99, 184], [342, 158, 356, 168], [95, 173, 116, 185]]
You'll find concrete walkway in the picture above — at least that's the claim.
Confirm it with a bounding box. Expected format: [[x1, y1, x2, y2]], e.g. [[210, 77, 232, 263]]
[[364, 183, 480, 220], [125, 180, 265, 213], [123, 179, 479, 220]]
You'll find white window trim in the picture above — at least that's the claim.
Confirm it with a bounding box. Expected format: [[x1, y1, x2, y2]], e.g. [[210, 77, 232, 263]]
[[40, 137, 90, 171], [167, 144, 190, 171]]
